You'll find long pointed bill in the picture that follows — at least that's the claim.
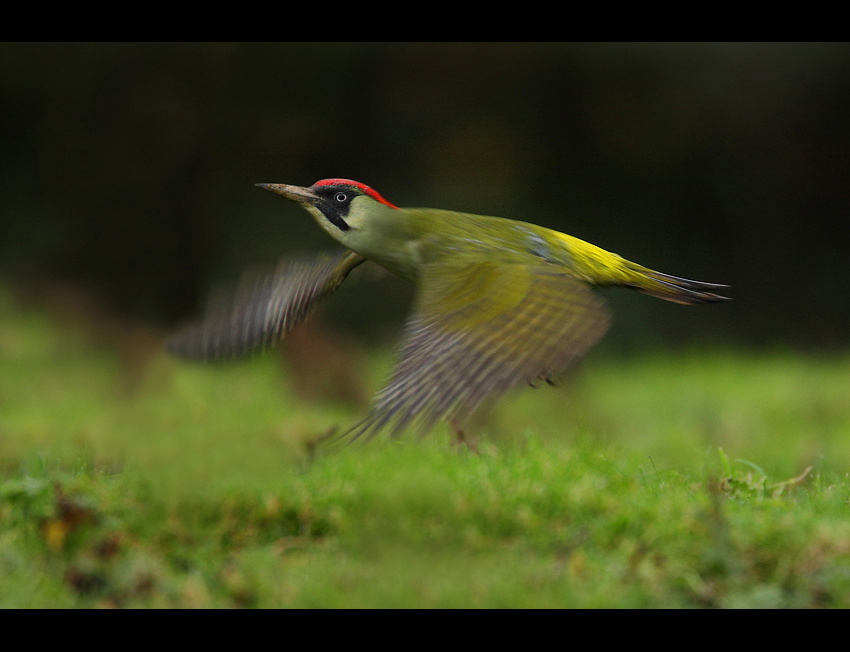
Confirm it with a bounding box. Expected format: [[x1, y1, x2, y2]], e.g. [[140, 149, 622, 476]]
[[255, 183, 320, 205]]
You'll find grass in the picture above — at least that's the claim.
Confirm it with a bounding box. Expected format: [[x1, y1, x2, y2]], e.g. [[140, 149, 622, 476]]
[[2, 291, 850, 607]]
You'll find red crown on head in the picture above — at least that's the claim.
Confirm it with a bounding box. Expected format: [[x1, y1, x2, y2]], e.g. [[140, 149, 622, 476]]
[[313, 178, 398, 209]]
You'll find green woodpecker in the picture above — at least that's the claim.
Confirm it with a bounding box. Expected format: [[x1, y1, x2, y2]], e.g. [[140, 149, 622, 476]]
[[169, 179, 729, 441]]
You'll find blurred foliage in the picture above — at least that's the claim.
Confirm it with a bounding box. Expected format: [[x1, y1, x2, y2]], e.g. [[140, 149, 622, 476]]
[[3, 300, 850, 607], [1, 43, 849, 348]]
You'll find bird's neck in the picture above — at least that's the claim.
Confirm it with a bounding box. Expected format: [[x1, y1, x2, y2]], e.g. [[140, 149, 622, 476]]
[[325, 204, 422, 281]]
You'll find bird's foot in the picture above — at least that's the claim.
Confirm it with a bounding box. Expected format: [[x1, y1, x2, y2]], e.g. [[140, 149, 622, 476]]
[[450, 421, 479, 455]]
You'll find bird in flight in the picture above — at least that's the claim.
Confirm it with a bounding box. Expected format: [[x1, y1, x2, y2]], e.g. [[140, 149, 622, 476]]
[[169, 179, 729, 443]]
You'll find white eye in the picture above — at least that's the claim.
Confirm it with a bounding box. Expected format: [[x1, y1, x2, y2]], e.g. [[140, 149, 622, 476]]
[[335, 193, 347, 202]]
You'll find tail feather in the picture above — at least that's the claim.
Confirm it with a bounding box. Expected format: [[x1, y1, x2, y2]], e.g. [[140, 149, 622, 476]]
[[626, 265, 731, 305]]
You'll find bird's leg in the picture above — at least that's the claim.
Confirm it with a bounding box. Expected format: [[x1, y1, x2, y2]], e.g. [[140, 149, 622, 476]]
[[450, 419, 479, 454], [301, 425, 338, 471]]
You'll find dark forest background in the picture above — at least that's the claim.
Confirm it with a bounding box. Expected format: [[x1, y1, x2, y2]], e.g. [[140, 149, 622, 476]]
[[1, 43, 848, 352]]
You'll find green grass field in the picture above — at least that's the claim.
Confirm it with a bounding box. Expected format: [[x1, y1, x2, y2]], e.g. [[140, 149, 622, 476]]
[[2, 291, 850, 608]]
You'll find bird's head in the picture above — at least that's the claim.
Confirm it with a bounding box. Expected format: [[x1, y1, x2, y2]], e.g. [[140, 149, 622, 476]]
[[257, 179, 398, 244]]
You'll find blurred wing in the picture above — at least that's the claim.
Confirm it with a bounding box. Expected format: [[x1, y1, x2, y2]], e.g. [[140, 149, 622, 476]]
[[348, 257, 611, 440], [168, 249, 366, 360]]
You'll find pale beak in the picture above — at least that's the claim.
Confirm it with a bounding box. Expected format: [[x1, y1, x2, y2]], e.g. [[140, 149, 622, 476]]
[[255, 183, 320, 205]]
